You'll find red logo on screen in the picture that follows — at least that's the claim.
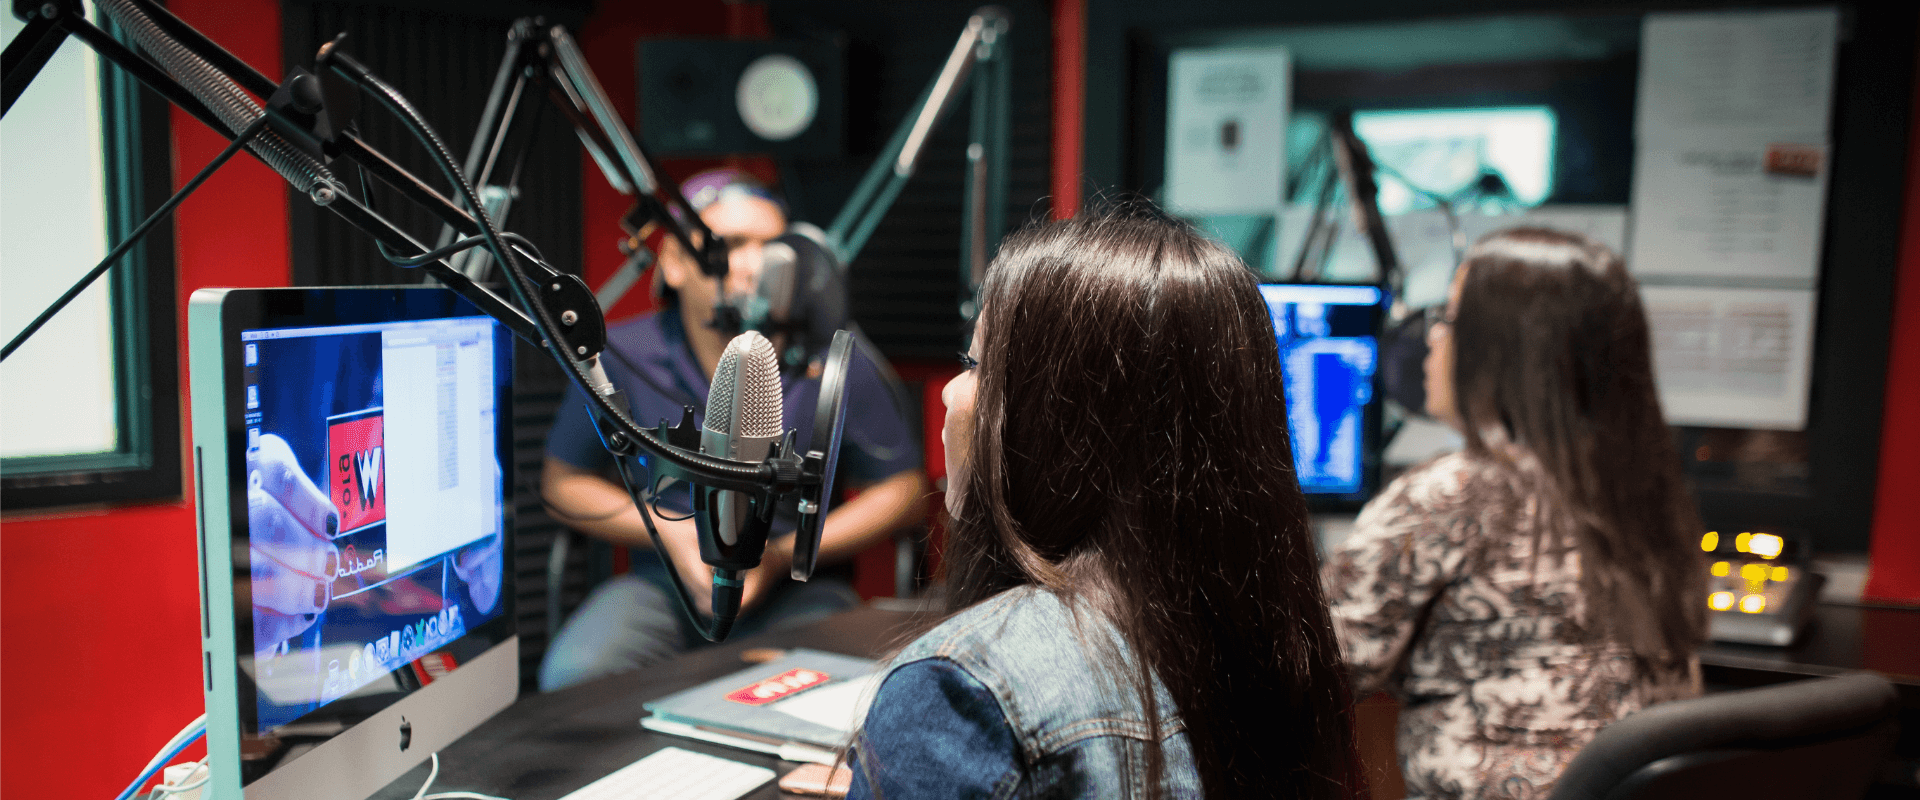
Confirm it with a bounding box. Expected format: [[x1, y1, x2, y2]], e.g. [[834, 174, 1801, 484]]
[[328, 411, 385, 532], [724, 668, 831, 706]]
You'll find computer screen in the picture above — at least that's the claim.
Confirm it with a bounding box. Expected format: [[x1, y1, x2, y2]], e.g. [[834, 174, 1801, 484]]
[[190, 287, 517, 800], [1259, 283, 1386, 505]]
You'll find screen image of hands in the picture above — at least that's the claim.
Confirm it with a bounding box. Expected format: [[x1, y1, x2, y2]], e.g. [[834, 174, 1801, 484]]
[[449, 456, 507, 615], [249, 433, 342, 657], [452, 534, 504, 614], [249, 430, 508, 661]]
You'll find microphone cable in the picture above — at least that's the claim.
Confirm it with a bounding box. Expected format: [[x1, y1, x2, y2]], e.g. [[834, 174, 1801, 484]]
[[612, 451, 739, 641]]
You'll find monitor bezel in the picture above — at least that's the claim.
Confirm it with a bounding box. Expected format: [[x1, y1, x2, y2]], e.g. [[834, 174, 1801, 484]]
[[190, 286, 518, 800], [1258, 281, 1389, 512]]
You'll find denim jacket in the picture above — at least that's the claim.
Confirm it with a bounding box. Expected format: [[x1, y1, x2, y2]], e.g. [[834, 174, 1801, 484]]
[[848, 586, 1200, 799]]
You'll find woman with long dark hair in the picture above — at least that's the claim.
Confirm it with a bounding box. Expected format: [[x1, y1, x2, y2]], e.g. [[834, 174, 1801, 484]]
[[1323, 228, 1706, 799], [846, 207, 1360, 799]]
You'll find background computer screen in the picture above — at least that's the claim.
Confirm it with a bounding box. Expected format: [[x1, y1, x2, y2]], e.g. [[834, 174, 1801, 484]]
[[1259, 283, 1385, 502], [192, 287, 518, 800]]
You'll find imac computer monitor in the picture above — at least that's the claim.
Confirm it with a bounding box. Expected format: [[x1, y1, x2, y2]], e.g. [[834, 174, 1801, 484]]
[[1258, 283, 1386, 507], [189, 287, 516, 800]]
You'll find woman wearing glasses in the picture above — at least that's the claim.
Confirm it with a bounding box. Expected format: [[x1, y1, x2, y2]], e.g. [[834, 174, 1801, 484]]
[[1323, 228, 1706, 799]]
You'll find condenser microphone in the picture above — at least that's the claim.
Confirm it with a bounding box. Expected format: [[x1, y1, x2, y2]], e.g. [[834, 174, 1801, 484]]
[[701, 331, 784, 545]]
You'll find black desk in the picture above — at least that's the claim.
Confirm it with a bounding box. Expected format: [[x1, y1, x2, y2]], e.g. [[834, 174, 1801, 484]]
[[1701, 602, 1920, 788], [371, 606, 929, 800], [372, 602, 1920, 800], [1702, 603, 1920, 704]]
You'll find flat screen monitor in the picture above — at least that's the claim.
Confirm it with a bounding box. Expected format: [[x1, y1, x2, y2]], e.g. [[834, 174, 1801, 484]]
[[189, 287, 516, 800], [1258, 283, 1386, 507]]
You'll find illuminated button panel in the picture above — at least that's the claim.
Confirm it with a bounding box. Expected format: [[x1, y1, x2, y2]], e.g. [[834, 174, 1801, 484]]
[[1701, 531, 1794, 615]]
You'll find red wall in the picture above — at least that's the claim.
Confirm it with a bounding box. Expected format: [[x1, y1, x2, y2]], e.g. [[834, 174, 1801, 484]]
[[0, 1, 287, 797], [1863, 45, 1920, 605], [1051, 0, 1085, 220]]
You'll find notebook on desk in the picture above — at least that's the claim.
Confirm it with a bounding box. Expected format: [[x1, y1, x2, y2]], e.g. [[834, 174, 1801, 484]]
[[642, 649, 882, 760]]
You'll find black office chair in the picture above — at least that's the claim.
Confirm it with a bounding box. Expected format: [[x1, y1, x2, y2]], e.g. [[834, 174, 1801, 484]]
[[1547, 672, 1899, 800]]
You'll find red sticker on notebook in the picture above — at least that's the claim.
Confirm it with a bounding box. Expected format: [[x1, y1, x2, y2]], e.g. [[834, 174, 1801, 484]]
[[724, 668, 831, 706]]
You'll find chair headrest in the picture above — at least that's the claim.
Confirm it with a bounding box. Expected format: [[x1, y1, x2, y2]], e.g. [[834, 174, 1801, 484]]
[[1548, 672, 1898, 800]]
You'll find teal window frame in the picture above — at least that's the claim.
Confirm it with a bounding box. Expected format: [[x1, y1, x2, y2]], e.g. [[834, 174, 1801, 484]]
[[2, 17, 181, 510]]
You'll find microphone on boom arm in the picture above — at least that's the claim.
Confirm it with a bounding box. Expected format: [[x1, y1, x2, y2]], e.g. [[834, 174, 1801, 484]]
[[631, 328, 853, 639]]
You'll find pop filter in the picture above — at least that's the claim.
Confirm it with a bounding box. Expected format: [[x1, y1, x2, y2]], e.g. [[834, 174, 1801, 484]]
[[1380, 310, 1432, 416], [790, 329, 853, 580]]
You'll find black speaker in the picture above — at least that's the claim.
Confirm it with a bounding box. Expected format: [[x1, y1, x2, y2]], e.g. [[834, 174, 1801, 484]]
[[637, 39, 843, 157]]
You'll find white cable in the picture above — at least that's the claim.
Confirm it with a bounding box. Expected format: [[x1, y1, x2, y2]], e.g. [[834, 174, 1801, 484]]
[[151, 758, 212, 800], [165, 715, 208, 751], [412, 753, 513, 800], [126, 714, 208, 800], [413, 753, 442, 800]]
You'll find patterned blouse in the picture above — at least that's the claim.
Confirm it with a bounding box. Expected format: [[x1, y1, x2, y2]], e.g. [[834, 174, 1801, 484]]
[[1322, 451, 1698, 800]]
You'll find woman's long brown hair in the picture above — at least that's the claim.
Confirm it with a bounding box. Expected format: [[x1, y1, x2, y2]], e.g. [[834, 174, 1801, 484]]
[[1451, 227, 1707, 663], [944, 205, 1359, 799]]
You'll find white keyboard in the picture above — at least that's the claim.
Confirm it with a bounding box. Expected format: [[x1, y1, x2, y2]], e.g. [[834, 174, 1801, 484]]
[[556, 746, 776, 800]]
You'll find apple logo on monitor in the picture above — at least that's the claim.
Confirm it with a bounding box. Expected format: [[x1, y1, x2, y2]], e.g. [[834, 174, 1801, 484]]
[[399, 717, 413, 751]]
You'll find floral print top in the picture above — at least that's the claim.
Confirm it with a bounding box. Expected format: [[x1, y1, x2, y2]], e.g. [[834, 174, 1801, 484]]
[[1322, 451, 1698, 800]]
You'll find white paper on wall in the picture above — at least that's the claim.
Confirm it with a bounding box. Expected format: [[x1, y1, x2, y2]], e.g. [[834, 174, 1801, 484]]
[[1624, 9, 1835, 431], [1634, 8, 1837, 145], [1164, 48, 1290, 215], [1627, 143, 1828, 282], [1641, 285, 1816, 430]]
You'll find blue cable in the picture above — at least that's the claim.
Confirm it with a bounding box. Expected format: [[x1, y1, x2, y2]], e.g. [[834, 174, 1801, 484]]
[[113, 726, 205, 800]]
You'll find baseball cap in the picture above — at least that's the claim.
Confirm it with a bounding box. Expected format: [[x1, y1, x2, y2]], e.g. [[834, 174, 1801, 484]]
[[677, 168, 786, 216]]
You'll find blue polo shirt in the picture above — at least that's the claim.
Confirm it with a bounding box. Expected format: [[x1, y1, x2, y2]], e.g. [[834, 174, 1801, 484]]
[[546, 308, 920, 536]]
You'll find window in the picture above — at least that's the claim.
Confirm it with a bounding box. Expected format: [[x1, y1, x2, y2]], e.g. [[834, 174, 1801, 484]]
[[1, 7, 181, 508], [1352, 106, 1557, 215]]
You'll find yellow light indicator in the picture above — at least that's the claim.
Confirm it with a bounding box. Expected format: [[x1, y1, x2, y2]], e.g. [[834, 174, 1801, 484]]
[[1709, 591, 1736, 611], [1701, 531, 1720, 552], [1735, 532, 1752, 553], [1749, 533, 1784, 560], [1741, 563, 1767, 581], [1772, 566, 1790, 582], [1711, 561, 1730, 577], [1739, 594, 1767, 614]]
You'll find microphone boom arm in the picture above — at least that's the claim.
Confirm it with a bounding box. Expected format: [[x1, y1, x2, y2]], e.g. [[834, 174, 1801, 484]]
[[3, 0, 845, 641], [435, 19, 728, 292], [826, 5, 1011, 307]]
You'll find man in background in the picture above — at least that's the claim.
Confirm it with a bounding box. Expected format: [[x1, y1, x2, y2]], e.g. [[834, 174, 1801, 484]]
[[539, 169, 925, 690]]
